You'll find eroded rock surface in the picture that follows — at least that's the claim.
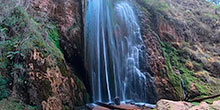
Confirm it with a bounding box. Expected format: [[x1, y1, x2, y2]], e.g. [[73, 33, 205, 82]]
[[211, 100, 220, 110], [156, 99, 193, 110], [190, 102, 210, 110]]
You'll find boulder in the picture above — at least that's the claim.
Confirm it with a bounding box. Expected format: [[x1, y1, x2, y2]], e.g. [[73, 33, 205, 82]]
[[156, 99, 193, 110], [211, 100, 220, 110], [190, 102, 209, 110]]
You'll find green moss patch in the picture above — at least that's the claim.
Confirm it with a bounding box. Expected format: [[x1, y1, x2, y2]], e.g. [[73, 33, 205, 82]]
[[0, 98, 37, 110], [0, 75, 8, 100], [0, 6, 69, 102], [160, 41, 220, 101], [161, 42, 184, 99], [144, 0, 170, 12]]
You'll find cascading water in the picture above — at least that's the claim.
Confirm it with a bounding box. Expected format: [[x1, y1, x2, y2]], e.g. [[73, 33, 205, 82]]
[[85, 0, 156, 103]]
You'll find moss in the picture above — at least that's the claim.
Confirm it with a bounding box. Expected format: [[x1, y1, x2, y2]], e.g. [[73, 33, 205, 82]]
[[0, 98, 37, 110], [1, 5, 88, 108], [46, 24, 60, 50], [181, 68, 197, 93], [83, 93, 90, 104], [38, 79, 53, 101], [192, 61, 203, 71], [0, 75, 8, 100], [191, 102, 200, 106], [72, 74, 89, 105], [64, 105, 70, 110], [204, 96, 220, 104], [161, 42, 184, 99], [210, 107, 215, 110], [161, 40, 220, 101], [57, 58, 68, 77], [144, 0, 169, 12], [203, 12, 219, 20]]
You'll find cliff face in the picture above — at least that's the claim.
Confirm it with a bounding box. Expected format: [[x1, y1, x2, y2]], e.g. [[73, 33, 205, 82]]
[[134, 0, 220, 101], [0, 0, 220, 109], [0, 0, 88, 109]]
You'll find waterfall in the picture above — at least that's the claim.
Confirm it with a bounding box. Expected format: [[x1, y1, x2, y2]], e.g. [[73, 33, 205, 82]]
[[85, 0, 156, 103]]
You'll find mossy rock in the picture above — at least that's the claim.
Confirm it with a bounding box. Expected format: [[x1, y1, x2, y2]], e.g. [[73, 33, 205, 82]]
[[0, 75, 8, 100], [0, 98, 37, 110], [160, 41, 220, 101], [0, 6, 88, 108]]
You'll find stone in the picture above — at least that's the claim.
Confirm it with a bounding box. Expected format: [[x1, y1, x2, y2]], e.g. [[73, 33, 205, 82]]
[[156, 99, 193, 110], [185, 61, 194, 70], [42, 97, 62, 110], [211, 100, 220, 110], [114, 97, 120, 105], [190, 102, 209, 110]]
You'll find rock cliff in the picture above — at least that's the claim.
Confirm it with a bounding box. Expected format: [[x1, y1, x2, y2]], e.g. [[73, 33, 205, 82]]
[[0, 0, 220, 109]]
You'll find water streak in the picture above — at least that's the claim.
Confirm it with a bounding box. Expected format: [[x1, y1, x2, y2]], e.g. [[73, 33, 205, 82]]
[[85, 0, 156, 103]]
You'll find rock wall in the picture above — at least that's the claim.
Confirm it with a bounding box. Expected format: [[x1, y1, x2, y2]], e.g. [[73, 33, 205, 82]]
[[28, 0, 220, 104], [1, 0, 220, 109], [0, 0, 88, 109], [134, 0, 220, 101]]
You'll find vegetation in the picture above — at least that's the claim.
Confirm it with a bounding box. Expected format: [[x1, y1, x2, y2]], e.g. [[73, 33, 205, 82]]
[[161, 42, 184, 99], [203, 12, 219, 20], [0, 75, 8, 100], [0, 3, 88, 108], [161, 41, 220, 101], [0, 3, 62, 106], [0, 98, 36, 110], [144, 0, 170, 12]]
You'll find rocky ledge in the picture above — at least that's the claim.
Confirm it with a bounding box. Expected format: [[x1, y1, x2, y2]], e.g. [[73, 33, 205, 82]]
[[157, 99, 220, 110]]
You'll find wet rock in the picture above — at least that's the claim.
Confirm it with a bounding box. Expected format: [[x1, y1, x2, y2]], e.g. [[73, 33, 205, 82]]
[[114, 97, 120, 105]]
